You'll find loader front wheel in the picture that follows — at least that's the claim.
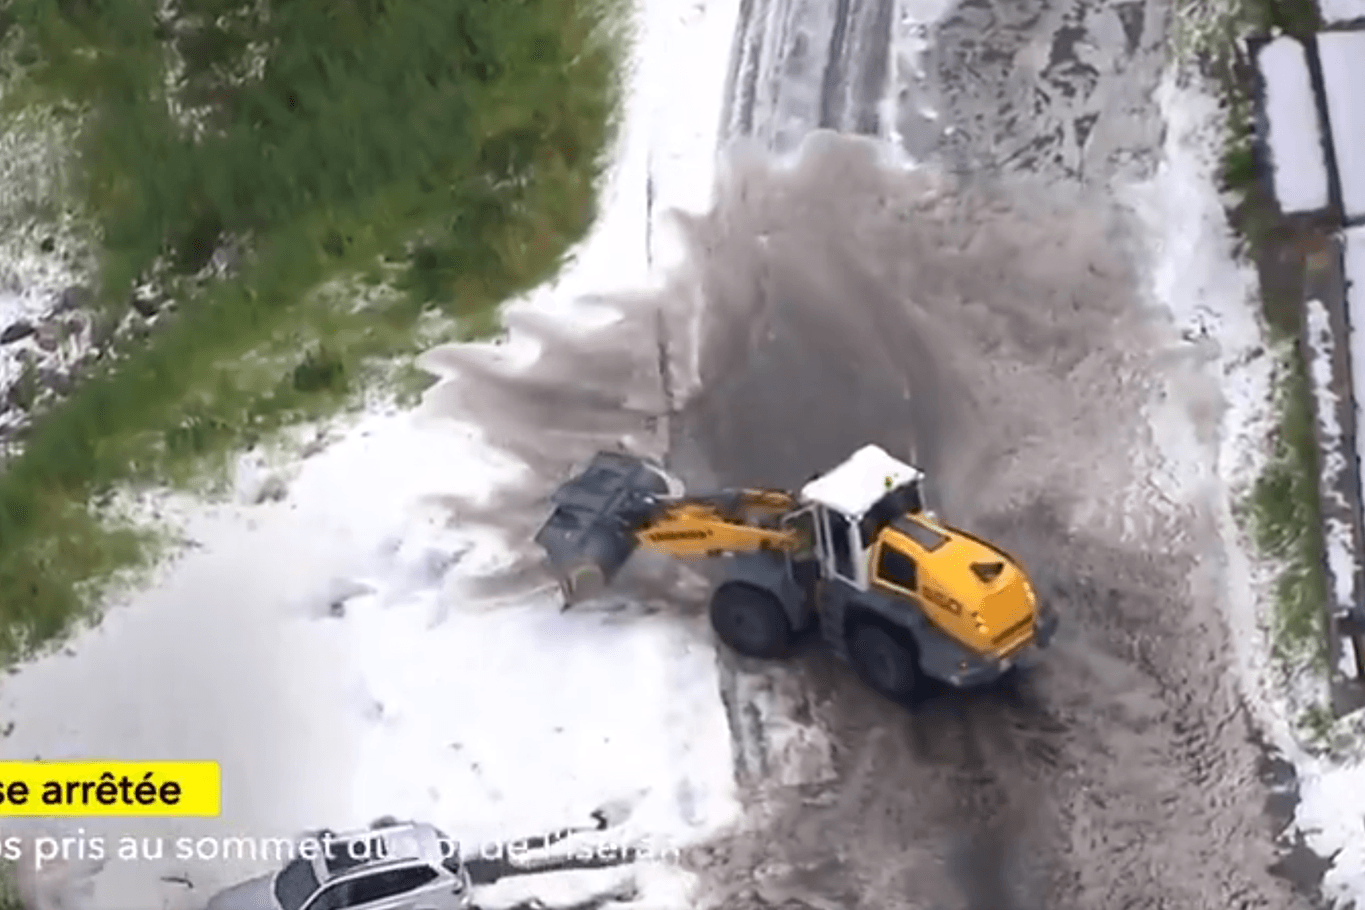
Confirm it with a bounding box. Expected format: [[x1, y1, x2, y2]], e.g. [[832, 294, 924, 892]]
[[710, 583, 791, 659], [849, 622, 919, 702]]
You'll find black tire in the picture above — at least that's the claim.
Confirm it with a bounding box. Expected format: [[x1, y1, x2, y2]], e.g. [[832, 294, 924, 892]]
[[709, 583, 792, 659], [849, 622, 920, 701]]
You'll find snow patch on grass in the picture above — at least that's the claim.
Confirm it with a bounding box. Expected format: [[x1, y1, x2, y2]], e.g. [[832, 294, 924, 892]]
[[0, 103, 97, 405], [1304, 299, 1360, 684], [1305, 298, 1356, 599]]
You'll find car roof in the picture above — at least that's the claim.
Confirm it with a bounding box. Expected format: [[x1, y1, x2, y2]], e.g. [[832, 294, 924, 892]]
[[314, 823, 448, 881], [800, 444, 924, 518]]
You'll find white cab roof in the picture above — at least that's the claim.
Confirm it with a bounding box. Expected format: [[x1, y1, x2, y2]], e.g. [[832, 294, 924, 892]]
[[799, 444, 924, 517]]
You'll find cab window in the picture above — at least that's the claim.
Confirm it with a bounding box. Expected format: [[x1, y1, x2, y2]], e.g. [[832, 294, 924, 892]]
[[826, 510, 856, 579], [875, 545, 918, 592], [785, 509, 817, 559]]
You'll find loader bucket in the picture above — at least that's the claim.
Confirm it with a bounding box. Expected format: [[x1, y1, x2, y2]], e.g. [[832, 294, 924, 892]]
[[534, 451, 674, 604]]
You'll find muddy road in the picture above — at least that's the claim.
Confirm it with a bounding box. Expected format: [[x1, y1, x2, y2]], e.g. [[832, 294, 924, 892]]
[[425, 0, 1319, 907], [661, 142, 1303, 910]]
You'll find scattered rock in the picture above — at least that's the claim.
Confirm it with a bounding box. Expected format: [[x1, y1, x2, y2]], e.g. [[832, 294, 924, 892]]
[[54, 284, 91, 313], [301, 434, 331, 458], [313, 578, 375, 619], [1, 322, 35, 344], [34, 324, 60, 352], [90, 314, 118, 349], [37, 367, 72, 396], [129, 292, 160, 318], [254, 473, 288, 503]]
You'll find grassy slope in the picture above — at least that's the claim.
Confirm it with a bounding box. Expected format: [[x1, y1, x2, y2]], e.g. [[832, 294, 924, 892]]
[[0, 0, 626, 660]]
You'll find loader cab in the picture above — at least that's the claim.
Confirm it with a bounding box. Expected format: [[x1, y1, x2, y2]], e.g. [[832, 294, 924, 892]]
[[797, 445, 926, 593]]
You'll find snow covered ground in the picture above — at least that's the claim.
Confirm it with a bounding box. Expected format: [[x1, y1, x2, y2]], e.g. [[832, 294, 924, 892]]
[[0, 1, 753, 909], [1255, 35, 1330, 215], [1317, 30, 1365, 223], [1319, 0, 1365, 25]]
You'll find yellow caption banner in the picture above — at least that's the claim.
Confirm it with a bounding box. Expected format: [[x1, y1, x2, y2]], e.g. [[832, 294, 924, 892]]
[[0, 762, 220, 817]]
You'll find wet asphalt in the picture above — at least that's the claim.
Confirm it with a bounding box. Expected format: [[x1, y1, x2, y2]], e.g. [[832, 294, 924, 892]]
[[423, 0, 1331, 906]]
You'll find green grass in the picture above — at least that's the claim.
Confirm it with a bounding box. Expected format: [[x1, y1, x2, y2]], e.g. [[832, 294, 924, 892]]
[[1174, 0, 1318, 62], [1244, 345, 1330, 672], [0, 862, 20, 910], [0, 0, 628, 661], [1299, 702, 1336, 742]]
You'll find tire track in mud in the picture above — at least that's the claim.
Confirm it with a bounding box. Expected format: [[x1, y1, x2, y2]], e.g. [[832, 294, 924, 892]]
[[720, 0, 895, 152]]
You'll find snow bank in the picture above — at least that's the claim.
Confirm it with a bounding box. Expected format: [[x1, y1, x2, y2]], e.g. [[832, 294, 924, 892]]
[[0, 410, 742, 909], [1256, 36, 1331, 215], [1295, 752, 1365, 908], [1305, 298, 1361, 678], [1318, 0, 1365, 25], [0, 0, 748, 908], [1318, 31, 1365, 222]]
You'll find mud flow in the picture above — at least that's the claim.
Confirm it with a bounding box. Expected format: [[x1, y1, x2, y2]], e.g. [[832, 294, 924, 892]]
[[423, 135, 1313, 909]]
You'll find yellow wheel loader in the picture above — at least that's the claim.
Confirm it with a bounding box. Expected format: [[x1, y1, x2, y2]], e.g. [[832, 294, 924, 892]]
[[534, 445, 1058, 700]]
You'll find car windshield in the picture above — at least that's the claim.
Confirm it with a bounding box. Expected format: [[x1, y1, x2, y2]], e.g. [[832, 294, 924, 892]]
[[273, 858, 320, 910]]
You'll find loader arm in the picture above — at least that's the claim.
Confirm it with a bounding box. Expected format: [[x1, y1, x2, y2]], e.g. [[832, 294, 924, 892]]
[[634, 491, 803, 558], [534, 451, 806, 604]]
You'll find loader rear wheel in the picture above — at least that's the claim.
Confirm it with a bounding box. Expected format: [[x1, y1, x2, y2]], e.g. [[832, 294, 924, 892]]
[[849, 622, 919, 701], [710, 583, 791, 659]]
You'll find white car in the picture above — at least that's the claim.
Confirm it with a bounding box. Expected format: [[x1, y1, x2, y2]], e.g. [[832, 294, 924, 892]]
[[206, 821, 472, 910]]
